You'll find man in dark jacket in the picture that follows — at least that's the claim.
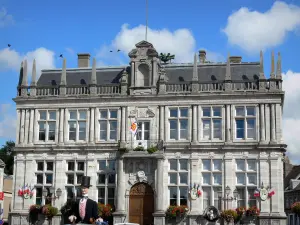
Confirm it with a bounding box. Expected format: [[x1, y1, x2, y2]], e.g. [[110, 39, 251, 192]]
[[68, 176, 102, 224]]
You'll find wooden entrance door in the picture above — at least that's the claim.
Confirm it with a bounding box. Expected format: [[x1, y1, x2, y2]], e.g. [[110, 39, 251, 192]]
[[129, 183, 154, 225]]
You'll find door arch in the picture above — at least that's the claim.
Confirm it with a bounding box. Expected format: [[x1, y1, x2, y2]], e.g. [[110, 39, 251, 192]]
[[129, 182, 154, 225]]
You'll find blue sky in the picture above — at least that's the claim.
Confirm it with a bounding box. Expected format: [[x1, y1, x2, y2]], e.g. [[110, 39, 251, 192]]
[[0, 0, 300, 161]]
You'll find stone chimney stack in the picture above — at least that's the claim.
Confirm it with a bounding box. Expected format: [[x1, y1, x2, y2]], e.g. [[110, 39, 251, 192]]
[[229, 56, 242, 63], [198, 50, 206, 63], [77, 53, 90, 68]]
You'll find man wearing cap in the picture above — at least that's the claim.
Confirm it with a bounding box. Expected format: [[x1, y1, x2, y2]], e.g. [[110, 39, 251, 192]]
[[68, 176, 103, 224]]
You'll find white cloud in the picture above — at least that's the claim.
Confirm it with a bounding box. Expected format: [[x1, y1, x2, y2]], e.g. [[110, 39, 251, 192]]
[[0, 47, 56, 78], [0, 7, 14, 28], [0, 104, 16, 140], [97, 24, 222, 64], [223, 1, 300, 53], [282, 70, 300, 164]]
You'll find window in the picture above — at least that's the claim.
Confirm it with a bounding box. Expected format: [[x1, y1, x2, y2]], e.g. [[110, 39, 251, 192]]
[[202, 159, 222, 210], [169, 108, 188, 140], [99, 109, 118, 141], [202, 107, 222, 140], [168, 159, 189, 205], [68, 110, 87, 141], [38, 110, 56, 142], [235, 159, 257, 207], [235, 106, 256, 139], [65, 161, 86, 202], [97, 160, 116, 207], [136, 121, 150, 140], [35, 161, 54, 205]]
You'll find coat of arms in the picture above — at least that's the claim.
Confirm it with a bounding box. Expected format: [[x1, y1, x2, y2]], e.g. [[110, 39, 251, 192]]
[[189, 183, 202, 200], [253, 182, 275, 201], [18, 184, 35, 199]]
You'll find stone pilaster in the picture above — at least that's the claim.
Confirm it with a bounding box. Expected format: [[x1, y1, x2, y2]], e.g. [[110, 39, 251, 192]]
[[270, 104, 276, 143], [86, 108, 90, 142], [188, 107, 192, 141], [226, 105, 231, 142], [224, 154, 234, 209], [159, 106, 164, 141], [189, 158, 201, 213], [90, 108, 95, 143], [16, 109, 21, 145], [164, 106, 168, 141], [34, 109, 38, 143], [121, 107, 126, 142], [28, 109, 34, 144], [59, 108, 64, 143], [275, 104, 282, 143], [87, 154, 97, 201], [55, 110, 59, 143], [117, 108, 121, 141], [23, 155, 35, 209], [259, 155, 270, 214], [54, 155, 65, 208], [260, 104, 266, 143], [95, 108, 99, 142], [64, 109, 68, 143], [20, 109, 25, 144], [153, 157, 165, 225], [197, 105, 202, 142], [13, 155, 25, 210], [192, 105, 197, 143], [265, 104, 270, 142], [24, 109, 29, 144]]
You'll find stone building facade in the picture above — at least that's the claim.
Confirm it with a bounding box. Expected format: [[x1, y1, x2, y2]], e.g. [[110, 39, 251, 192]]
[[10, 41, 286, 225]]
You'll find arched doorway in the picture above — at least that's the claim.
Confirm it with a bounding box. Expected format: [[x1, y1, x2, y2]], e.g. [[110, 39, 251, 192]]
[[129, 182, 154, 225]]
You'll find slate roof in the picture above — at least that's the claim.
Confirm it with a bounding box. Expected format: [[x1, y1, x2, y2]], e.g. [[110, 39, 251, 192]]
[[37, 62, 260, 87], [284, 165, 300, 189]]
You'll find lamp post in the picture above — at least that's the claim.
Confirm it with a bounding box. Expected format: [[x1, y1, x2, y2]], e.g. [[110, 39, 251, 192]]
[[218, 186, 238, 210], [42, 187, 62, 203]]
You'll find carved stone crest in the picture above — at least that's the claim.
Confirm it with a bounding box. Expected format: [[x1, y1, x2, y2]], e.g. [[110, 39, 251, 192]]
[[137, 171, 147, 182]]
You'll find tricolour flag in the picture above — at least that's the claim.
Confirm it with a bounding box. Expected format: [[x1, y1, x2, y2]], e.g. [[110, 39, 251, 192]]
[[254, 189, 260, 197]]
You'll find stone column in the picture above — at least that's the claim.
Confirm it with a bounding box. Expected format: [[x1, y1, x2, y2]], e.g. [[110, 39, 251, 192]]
[[275, 104, 283, 143], [270, 156, 280, 213], [24, 109, 30, 144], [24, 156, 35, 209], [16, 109, 21, 145], [121, 107, 126, 142], [188, 107, 192, 141], [270, 104, 276, 143], [226, 105, 231, 142], [28, 109, 34, 144], [265, 104, 270, 142], [224, 154, 234, 209], [13, 156, 25, 210], [86, 108, 90, 142], [259, 155, 270, 214], [130, 62, 135, 86], [192, 105, 197, 143], [64, 109, 68, 143], [113, 157, 126, 224], [189, 158, 200, 213], [164, 107, 168, 141], [95, 109, 99, 142], [159, 106, 164, 140], [260, 104, 266, 142], [19, 109, 25, 144], [55, 110, 59, 143], [117, 108, 121, 141], [90, 108, 95, 143], [34, 109, 38, 143], [153, 157, 165, 225], [86, 154, 97, 201], [197, 106, 202, 142], [54, 155, 65, 208], [59, 108, 64, 143]]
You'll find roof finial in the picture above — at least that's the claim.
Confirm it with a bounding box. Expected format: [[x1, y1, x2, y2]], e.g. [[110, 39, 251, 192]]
[[21, 59, 28, 86], [60, 58, 67, 86], [225, 52, 231, 80], [276, 52, 282, 79], [259, 50, 266, 79], [91, 58, 97, 85], [270, 51, 275, 79], [192, 53, 198, 81], [31, 59, 37, 86]]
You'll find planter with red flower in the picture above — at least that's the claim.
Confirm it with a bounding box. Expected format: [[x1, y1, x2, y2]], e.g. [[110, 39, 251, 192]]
[[166, 205, 189, 222], [41, 204, 58, 220], [243, 206, 260, 225], [98, 203, 114, 224], [291, 202, 300, 216], [29, 204, 41, 223]]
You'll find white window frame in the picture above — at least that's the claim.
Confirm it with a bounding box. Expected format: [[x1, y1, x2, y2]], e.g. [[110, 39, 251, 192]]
[[98, 109, 118, 141], [168, 158, 189, 206], [168, 107, 189, 141], [96, 159, 116, 206], [37, 110, 58, 143], [35, 160, 54, 205], [67, 109, 88, 142], [200, 106, 224, 141], [235, 159, 258, 208], [136, 121, 150, 141], [233, 105, 258, 141], [65, 160, 86, 201], [201, 159, 223, 210]]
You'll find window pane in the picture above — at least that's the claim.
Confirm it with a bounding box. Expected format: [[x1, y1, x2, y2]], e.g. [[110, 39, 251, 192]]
[[202, 187, 211, 209], [169, 187, 177, 206], [179, 119, 188, 139], [39, 111, 47, 120], [180, 108, 188, 117], [66, 187, 74, 200], [46, 162, 53, 171], [237, 173, 245, 185], [100, 121, 107, 140], [213, 188, 221, 210], [247, 160, 256, 171], [37, 174, 43, 184], [202, 119, 211, 139], [179, 187, 188, 205], [179, 159, 188, 171], [69, 111, 77, 120], [68, 121, 76, 141], [169, 160, 177, 171], [77, 162, 85, 171], [49, 111, 56, 120], [48, 122, 56, 141], [79, 122, 86, 140], [247, 119, 256, 139], [109, 121, 117, 140], [98, 187, 105, 198], [100, 110, 107, 119], [247, 174, 257, 185], [203, 160, 211, 171], [108, 174, 115, 184], [67, 174, 74, 184], [179, 173, 188, 184], [213, 107, 221, 117], [108, 187, 115, 198], [108, 160, 115, 171], [213, 160, 222, 171], [169, 173, 177, 184], [213, 119, 222, 139], [213, 173, 222, 185], [236, 160, 245, 171], [170, 109, 178, 118], [203, 173, 211, 185], [79, 111, 86, 120], [99, 160, 106, 170], [38, 122, 46, 141], [236, 107, 245, 116], [169, 120, 178, 140], [98, 174, 105, 184], [237, 188, 245, 207], [110, 110, 117, 119], [37, 162, 44, 171], [236, 119, 245, 139], [203, 108, 210, 117], [246, 107, 255, 116], [68, 162, 75, 171], [77, 174, 83, 184]]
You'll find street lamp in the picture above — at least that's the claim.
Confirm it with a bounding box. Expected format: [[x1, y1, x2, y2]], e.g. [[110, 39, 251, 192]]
[[43, 187, 62, 201], [218, 186, 239, 209]]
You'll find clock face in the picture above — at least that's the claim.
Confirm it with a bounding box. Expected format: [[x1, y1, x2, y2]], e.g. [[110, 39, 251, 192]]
[[260, 188, 268, 201]]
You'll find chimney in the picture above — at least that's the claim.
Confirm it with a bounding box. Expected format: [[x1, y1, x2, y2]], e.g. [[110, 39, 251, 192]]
[[229, 56, 242, 63], [77, 53, 90, 68], [198, 50, 206, 63]]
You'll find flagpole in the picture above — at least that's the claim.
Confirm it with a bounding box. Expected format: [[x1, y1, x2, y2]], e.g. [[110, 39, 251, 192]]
[[145, 0, 148, 41]]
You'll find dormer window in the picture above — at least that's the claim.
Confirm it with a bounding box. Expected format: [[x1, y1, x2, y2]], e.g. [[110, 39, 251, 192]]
[[137, 64, 150, 86], [51, 80, 57, 86], [80, 79, 86, 85]]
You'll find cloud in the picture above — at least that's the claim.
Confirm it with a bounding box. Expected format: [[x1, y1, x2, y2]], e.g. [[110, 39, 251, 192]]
[[222, 1, 300, 53], [0, 7, 14, 28], [282, 70, 300, 164], [97, 24, 222, 64], [0, 47, 56, 78], [0, 104, 16, 140], [65, 47, 75, 55]]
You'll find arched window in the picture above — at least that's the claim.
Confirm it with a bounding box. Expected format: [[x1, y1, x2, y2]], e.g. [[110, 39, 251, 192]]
[[137, 64, 150, 86]]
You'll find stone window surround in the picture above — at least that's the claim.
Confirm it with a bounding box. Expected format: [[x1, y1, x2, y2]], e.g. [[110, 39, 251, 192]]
[[235, 159, 258, 207], [35, 109, 59, 143], [168, 158, 190, 206], [97, 159, 116, 206], [67, 109, 89, 142], [98, 109, 118, 142], [201, 158, 223, 210], [65, 160, 87, 201], [232, 104, 259, 142], [35, 160, 55, 205]]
